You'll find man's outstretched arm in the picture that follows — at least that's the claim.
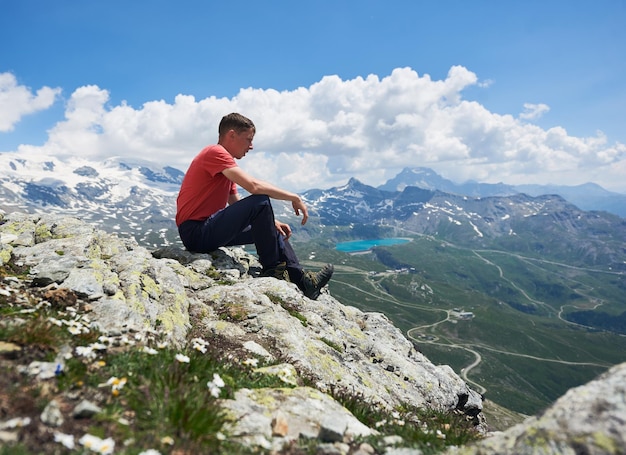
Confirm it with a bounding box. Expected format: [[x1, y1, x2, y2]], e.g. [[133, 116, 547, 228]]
[[222, 167, 308, 225]]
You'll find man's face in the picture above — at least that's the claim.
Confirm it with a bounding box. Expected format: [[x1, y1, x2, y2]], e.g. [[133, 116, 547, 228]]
[[231, 128, 255, 159]]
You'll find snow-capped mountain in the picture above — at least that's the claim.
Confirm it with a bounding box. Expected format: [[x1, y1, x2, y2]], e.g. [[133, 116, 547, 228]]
[[378, 167, 517, 198], [302, 178, 626, 270], [1, 155, 624, 271], [0, 153, 183, 247], [378, 167, 626, 218]]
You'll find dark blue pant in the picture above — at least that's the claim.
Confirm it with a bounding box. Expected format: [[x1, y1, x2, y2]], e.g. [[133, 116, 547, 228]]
[[178, 195, 303, 280]]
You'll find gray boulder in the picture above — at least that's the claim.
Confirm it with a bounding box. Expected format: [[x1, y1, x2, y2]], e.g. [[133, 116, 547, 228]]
[[445, 362, 626, 455]]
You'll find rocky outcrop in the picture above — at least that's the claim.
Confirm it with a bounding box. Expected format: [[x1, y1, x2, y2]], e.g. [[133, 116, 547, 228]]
[[445, 362, 626, 455], [0, 213, 482, 450], [2, 212, 625, 454]]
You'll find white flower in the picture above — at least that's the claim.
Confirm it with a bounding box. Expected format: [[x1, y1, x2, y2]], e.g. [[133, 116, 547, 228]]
[[75, 346, 96, 359], [175, 353, 190, 363], [0, 417, 31, 430], [91, 342, 108, 351], [138, 450, 162, 455], [160, 436, 174, 445], [36, 300, 51, 310], [78, 434, 115, 454], [106, 376, 127, 395], [243, 358, 259, 367], [120, 335, 135, 346], [212, 373, 225, 388], [68, 325, 83, 335], [48, 317, 63, 327], [142, 346, 158, 355], [276, 365, 297, 385], [54, 432, 75, 449], [207, 373, 225, 398], [67, 320, 90, 335], [207, 384, 220, 398], [191, 337, 208, 353], [75, 341, 109, 359]]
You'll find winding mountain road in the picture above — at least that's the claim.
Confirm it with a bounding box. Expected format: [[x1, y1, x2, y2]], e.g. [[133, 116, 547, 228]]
[[319, 244, 618, 398]]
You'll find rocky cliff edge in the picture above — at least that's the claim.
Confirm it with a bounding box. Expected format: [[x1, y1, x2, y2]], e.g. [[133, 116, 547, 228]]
[[1, 212, 624, 454]]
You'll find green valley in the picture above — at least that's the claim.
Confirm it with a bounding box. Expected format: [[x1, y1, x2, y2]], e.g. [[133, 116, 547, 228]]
[[295, 233, 626, 416]]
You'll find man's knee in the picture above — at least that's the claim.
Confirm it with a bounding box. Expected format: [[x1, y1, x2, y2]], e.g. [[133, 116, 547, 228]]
[[245, 195, 273, 216], [247, 194, 271, 206]]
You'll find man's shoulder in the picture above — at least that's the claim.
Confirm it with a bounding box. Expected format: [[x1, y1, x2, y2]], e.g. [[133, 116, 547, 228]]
[[197, 145, 235, 162], [198, 144, 226, 156], [192, 145, 237, 174]]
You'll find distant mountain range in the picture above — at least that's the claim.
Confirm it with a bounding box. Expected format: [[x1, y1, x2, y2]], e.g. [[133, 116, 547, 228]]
[[0, 155, 624, 257], [378, 167, 626, 218], [302, 177, 625, 270]]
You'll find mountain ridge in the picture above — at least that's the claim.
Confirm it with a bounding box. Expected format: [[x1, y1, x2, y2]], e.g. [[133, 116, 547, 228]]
[[301, 177, 625, 272], [378, 166, 626, 217], [1, 154, 624, 273], [1, 154, 624, 220]]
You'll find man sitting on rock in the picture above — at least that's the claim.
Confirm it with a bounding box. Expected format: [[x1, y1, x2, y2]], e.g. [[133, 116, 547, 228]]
[[176, 112, 333, 300]]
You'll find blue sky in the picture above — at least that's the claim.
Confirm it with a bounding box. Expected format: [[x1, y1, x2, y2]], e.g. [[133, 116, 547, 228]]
[[1, 0, 625, 192]]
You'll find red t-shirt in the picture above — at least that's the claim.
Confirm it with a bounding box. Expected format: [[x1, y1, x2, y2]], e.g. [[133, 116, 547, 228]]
[[175, 145, 238, 226]]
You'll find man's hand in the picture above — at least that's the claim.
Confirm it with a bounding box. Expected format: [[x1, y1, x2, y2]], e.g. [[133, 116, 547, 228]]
[[275, 220, 292, 240], [292, 198, 309, 225]]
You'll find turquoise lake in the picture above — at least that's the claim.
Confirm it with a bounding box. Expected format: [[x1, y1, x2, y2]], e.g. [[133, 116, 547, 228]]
[[335, 238, 411, 253]]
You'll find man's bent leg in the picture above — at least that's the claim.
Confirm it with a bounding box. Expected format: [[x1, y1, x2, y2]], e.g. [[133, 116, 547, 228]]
[[183, 195, 292, 270], [178, 195, 334, 297], [178, 195, 273, 254]]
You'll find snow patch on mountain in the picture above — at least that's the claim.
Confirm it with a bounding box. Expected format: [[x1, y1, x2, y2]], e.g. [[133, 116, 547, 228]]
[[0, 153, 183, 248]]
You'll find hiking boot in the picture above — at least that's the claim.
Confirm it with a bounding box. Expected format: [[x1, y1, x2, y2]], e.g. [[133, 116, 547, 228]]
[[298, 264, 334, 300], [260, 262, 290, 282]]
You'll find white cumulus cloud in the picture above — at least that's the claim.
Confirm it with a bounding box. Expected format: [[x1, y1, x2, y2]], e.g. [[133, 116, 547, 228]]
[[5, 67, 626, 193], [520, 103, 550, 120], [0, 73, 61, 132]]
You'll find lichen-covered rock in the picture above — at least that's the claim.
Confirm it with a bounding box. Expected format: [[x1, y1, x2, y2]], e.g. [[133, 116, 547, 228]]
[[2, 213, 191, 346], [195, 279, 482, 417], [1, 213, 483, 448], [445, 362, 626, 455], [3, 213, 626, 454], [221, 386, 375, 451]]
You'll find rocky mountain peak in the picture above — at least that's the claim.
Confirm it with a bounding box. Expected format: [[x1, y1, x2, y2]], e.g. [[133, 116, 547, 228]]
[[1, 212, 625, 454]]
